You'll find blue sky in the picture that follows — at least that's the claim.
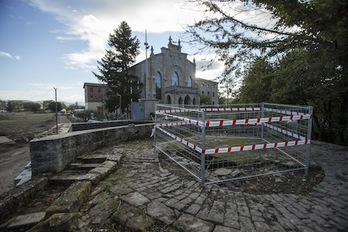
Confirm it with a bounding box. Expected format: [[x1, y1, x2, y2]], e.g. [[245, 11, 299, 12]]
[[0, 0, 225, 105]]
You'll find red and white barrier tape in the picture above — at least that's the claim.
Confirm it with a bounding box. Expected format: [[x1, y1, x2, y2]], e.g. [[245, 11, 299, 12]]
[[157, 113, 312, 128], [156, 108, 199, 114], [203, 139, 310, 155], [156, 107, 261, 114], [200, 107, 261, 112], [157, 121, 189, 127], [264, 123, 306, 141], [156, 126, 310, 155], [157, 113, 204, 127], [156, 126, 203, 153], [204, 114, 311, 128], [264, 107, 306, 116], [157, 107, 309, 115]]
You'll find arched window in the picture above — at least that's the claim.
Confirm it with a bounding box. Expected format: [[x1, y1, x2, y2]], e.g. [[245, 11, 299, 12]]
[[193, 97, 196, 105], [155, 71, 162, 100], [171, 72, 179, 86], [178, 97, 183, 105], [166, 95, 171, 104], [187, 76, 192, 87], [184, 95, 191, 105]]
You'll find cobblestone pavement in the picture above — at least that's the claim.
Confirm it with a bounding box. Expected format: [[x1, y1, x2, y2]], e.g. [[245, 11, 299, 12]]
[[72, 139, 348, 231]]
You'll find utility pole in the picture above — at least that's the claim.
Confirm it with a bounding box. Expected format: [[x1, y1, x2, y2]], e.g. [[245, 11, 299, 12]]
[[54, 87, 58, 134], [144, 29, 150, 98]]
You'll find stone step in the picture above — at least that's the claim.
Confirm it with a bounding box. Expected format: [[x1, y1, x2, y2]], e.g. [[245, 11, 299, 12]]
[[3, 212, 46, 232], [49, 160, 118, 186], [49, 172, 99, 186], [67, 163, 101, 171], [75, 155, 107, 164]]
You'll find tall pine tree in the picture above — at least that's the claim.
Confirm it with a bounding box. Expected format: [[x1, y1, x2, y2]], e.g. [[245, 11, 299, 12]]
[[93, 21, 141, 113]]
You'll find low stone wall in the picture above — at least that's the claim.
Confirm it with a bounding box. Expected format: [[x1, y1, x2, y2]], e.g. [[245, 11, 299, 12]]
[[71, 120, 152, 132], [30, 123, 154, 175]]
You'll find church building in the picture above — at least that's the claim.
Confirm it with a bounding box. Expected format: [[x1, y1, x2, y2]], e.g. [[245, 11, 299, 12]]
[[130, 37, 200, 105], [84, 37, 218, 112]]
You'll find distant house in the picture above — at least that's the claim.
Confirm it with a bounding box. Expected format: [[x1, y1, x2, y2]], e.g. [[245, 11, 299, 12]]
[[195, 78, 219, 105], [83, 83, 108, 111], [83, 37, 219, 111]]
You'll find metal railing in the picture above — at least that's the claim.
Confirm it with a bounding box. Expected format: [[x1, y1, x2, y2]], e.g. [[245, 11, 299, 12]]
[[154, 103, 313, 184]]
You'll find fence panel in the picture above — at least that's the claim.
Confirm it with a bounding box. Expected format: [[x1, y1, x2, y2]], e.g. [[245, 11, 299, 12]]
[[155, 103, 312, 184]]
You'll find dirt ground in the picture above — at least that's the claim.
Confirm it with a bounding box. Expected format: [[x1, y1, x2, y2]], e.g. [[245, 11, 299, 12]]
[[0, 144, 30, 195], [0, 114, 70, 196]]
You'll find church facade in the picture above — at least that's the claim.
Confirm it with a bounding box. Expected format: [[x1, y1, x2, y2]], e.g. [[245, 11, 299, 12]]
[[84, 37, 218, 111], [130, 37, 200, 105]]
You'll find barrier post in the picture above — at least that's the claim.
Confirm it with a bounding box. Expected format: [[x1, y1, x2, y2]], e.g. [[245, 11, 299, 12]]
[[305, 106, 313, 176], [261, 102, 265, 140], [200, 111, 206, 184]]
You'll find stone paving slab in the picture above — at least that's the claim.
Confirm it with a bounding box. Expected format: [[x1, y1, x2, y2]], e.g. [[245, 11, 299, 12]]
[[113, 201, 155, 231], [121, 192, 150, 207], [95, 140, 347, 232], [173, 213, 214, 232], [3, 140, 348, 231], [147, 200, 176, 225]]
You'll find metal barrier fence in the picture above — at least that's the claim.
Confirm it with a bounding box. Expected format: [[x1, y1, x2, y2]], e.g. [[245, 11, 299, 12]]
[[154, 103, 313, 184]]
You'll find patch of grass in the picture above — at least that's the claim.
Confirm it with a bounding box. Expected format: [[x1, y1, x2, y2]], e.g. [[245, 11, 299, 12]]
[[0, 112, 55, 138], [213, 150, 265, 162], [205, 137, 268, 162], [0, 113, 54, 126]]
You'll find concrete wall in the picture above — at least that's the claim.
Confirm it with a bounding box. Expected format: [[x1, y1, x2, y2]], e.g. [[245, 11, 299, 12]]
[[30, 123, 154, 175]]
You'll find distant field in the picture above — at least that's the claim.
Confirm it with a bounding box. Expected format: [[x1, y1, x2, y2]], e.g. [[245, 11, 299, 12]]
[[0, 112, 55, 141]]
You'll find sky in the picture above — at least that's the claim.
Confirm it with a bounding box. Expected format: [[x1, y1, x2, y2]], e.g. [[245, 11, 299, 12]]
[[0, 0, 226, 105]]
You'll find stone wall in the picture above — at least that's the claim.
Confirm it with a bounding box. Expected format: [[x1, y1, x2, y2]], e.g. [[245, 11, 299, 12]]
[[30, 123, 154, 175], [71, 120, 152, 132]]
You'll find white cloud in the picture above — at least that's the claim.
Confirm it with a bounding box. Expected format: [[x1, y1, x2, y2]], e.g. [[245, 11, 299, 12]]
[[0, 51, 12, 59], [28, 0, 205, 70], [0, 51, 21, 60], [188, 53, 225, 81]]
